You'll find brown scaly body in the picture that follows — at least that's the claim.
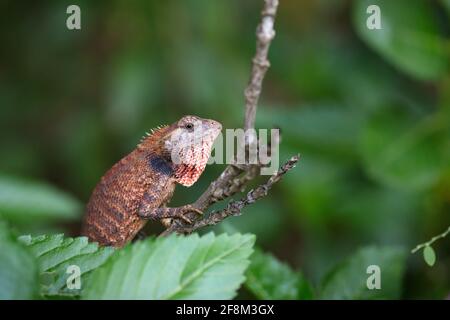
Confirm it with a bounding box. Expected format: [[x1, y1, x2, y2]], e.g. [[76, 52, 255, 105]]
[[82, 115, 222, 247]]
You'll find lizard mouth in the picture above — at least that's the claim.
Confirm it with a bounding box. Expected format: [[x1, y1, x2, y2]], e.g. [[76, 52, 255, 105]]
[[203, 119, 222, 138]]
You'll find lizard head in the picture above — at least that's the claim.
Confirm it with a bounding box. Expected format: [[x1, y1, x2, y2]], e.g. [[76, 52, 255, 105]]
[[161, 115, 222, 187]]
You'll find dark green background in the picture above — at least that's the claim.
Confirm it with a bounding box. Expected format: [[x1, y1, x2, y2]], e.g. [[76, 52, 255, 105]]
[[0, 0, 449, 299]]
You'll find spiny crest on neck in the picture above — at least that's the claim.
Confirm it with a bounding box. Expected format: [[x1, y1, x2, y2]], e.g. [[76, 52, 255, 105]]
[[138, 125, 168, 146], [136, 115, 222, 186]]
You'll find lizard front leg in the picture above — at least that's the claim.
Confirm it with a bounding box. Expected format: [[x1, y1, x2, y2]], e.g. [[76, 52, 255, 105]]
[[138, 201, 203, 224]]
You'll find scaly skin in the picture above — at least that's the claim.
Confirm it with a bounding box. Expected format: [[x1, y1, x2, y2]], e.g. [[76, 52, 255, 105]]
[[82, 115, 222, 247]]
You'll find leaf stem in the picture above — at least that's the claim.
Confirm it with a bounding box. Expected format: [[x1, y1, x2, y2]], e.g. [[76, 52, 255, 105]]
[[411, 225, 450, 254]]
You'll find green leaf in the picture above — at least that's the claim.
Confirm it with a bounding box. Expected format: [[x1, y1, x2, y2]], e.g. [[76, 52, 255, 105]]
[[217, 199, 284, 245], [245, 249, 313, 300], [82, 233, 255, 300], [360, 107, 449, 191], [335, 185, 420, 244], [441, 0, 450, 15], [353, 0, 448, 80], [320, 246, 406, 299], [0, 222, 38, 299], [280, 153, 348, 224], [0, 175, 82, 224], [423, 246, 436, 267], [18, 234, 115, 297], [258, 105, 363, 158]]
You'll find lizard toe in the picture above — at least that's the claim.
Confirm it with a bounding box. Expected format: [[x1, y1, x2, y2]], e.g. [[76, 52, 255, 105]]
[[183, 204, 203, 216], [177, 214, 192, 224]]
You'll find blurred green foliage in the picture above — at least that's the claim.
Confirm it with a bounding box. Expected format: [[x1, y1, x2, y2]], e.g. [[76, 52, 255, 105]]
[[0, 0, 449, 299], [0, 222, 38, 299], [245, 249, 314, 300], [320, 246, 406, 299], [0, 175, 81, 226]]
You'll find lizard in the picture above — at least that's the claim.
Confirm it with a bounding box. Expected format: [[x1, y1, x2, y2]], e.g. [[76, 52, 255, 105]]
[[81, 115, 222, 247]]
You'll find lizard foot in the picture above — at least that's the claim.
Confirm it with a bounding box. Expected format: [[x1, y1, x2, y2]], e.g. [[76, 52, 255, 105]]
[[174, 205, 203, 224]]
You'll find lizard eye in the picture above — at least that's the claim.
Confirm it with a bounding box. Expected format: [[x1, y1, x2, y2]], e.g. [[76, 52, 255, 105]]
[[184, 123, 194, 131]]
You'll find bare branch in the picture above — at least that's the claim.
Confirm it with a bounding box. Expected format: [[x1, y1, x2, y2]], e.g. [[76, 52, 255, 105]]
[[245, 0, 279, 131], [160, 0, 286, 237], [161, 155, 299, 236]]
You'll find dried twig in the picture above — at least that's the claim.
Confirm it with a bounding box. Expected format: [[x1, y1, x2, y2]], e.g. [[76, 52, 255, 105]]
[[244, 0, 279, 132], [161, 0, 287, 236], [161, 155, 299, 236]]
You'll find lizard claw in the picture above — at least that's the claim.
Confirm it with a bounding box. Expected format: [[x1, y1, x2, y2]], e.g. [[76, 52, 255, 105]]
[[188, 205, 203, 216], [177, 215, 192, 224], [175, 205, 203, 224], [180, 204, 203, 216]]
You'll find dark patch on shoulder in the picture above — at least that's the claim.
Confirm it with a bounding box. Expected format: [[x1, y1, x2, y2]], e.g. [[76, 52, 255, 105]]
[[143, 192, 155, 203], [148, 155, 173, 176]]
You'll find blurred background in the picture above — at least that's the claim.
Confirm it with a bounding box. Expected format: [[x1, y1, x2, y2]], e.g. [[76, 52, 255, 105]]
[[0, 0, 449, 299]]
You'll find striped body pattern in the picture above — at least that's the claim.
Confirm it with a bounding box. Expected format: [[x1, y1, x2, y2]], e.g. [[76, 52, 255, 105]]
[[82, 116, 222, 247]]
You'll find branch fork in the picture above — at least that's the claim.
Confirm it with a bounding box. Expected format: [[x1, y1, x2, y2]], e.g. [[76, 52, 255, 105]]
[[160, 0, 297, 237]]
